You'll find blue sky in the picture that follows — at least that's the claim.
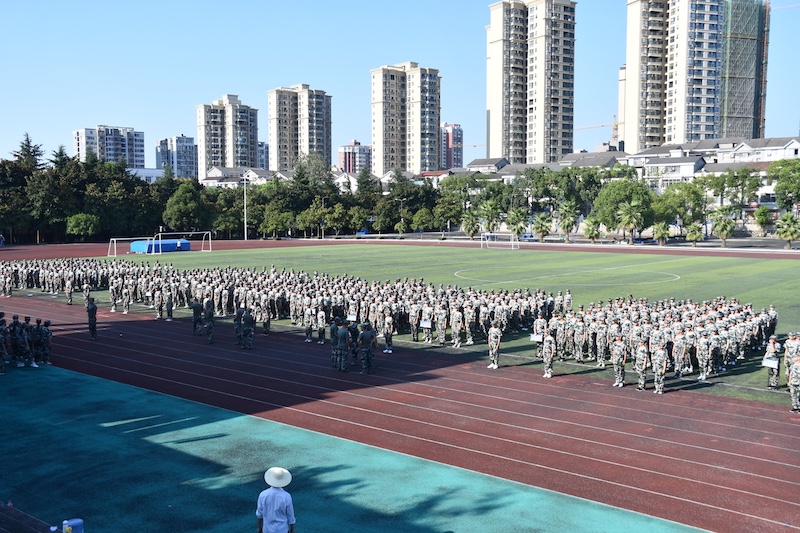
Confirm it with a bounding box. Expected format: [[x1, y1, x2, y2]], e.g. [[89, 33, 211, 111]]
[[1, 0, 798, 168]]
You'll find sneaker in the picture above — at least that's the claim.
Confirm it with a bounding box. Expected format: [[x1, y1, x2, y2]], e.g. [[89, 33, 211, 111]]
[[611, 382, 617, 387], [30, 362, 39, 368], [487, 363, 494, 368], [657, 390, 663, 394], [16, 362, 24, 368], [383, 349, 389, 353], [543, 373, 549, 378], [636, 387, 644, 392], [618, 383, 624, 387], [387, 349, 392, 354], [166, 318, 172, 322]]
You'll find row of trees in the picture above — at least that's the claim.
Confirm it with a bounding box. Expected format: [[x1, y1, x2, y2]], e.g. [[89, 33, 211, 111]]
[[2, 134, 800, 247]]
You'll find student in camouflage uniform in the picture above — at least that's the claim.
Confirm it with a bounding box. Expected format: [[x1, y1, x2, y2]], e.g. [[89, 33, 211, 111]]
[[40, 320, 53, 365], [540, 329, 556, 378], [435, 303, 448, 346], [487, 321, 502, 370], [788, 351, 800, 413], [572, 315, 587, 363], [763, 335, 781, 390], [450, 306, 463, 348], [610, 334, 627, 387], [382, 310, 394, 354], [634, 339, 649, 391], [358, 321, 378, 375], [595, 318, 609, 368], [421, 302, 434, 344], [696, 330, 712, 381], [315, 308, 326, 345], [87, 298, 98, 340], [408, 301, 421, 342], [652, 345, 668, 394], [463, 302, 476, 346]]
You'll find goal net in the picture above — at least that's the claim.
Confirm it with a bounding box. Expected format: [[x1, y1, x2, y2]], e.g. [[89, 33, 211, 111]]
[[480, 232, 520, 250], [150, 231, 213, 254], [107, 236, 154, 257], [107, 231, 212, 256]]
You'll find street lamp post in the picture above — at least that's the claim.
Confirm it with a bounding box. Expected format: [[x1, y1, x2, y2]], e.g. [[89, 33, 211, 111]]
[[318, 196, 329, 239], [242, 177, 249, 241]]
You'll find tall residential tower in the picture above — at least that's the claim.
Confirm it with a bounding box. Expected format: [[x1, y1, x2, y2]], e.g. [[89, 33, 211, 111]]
[[155, 134, 198, 179], [196, 94, 259, 180], [73, 125, 145, 168], [486, 0, 577, 164], [268, 84, 332, 172], [619, 0, 769, 153], [371, 62, 441, 176]]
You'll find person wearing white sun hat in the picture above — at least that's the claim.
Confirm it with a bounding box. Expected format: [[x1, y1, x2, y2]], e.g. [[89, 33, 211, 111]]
[[256, 467, 296, 533]]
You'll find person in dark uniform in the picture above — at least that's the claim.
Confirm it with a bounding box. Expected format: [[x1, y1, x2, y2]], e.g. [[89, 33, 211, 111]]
[[87, 297, 98, 339], [190, 298, 203, 336], [203, 300, 214, 344], [242, 308, 255, 349]]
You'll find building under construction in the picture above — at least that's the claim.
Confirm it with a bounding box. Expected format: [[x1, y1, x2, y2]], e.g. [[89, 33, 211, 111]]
[[619, 0, 770, 153]]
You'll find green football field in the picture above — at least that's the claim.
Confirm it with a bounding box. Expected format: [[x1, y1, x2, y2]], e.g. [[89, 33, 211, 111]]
[[101, 243, 798, 403]]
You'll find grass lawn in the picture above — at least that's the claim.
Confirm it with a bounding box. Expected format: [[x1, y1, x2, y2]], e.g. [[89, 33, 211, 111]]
[[96, 243, 798, 404]]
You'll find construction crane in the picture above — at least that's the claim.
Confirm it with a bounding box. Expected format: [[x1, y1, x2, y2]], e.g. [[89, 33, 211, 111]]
[[575, 115, 622, 145]]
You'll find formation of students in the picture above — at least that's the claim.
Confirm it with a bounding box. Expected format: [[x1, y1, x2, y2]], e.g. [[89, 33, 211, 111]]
[[0, 312, 53, 374], [1, 257, 797, 410]]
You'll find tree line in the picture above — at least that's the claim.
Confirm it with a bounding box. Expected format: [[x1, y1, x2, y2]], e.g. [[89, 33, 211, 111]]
[[2, 134, 800, 248]]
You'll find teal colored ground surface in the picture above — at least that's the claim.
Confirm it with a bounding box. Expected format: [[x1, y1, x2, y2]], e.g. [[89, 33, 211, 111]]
[[0, 368, 703, 533]]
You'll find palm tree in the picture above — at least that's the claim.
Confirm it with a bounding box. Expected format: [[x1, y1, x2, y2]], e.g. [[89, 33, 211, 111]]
[[506, 208, 528, 241], [652, 222, 671, 246], [461, 211, 480, 240], [775, 212, 800, 250], [711, 206, 736, 248], [617, 201, 644, 244], [558, 200, 579, 243], [532, 213, 553, 243], [583, 217, 601, 244], [685, 222, 704, 247], [479, 200, 501, 233]]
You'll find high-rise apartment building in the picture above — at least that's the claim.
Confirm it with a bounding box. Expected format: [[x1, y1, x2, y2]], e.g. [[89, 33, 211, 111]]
[[257, 142, 269, 170], [619, 0, 769, 153], [73, 125, 145, 168], [155, 134, 198, 179], [486, 0, 577, 164], [440, 123, 464, 169], [196, 94, 259, 180], [371, 62, 441, 177], [268, 84, 332, 172], [338, 140, 372, 174]]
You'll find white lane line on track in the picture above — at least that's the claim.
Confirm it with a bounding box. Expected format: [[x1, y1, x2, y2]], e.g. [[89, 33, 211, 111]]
[[59, 347, 800, 490], [55, 355, 800, 530]]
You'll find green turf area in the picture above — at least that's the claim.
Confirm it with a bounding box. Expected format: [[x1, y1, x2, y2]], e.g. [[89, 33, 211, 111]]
[[94, 244, 796, 403]]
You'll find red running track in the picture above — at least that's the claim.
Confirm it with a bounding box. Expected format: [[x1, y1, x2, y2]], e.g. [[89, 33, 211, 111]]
[[4, 291, 799, 533]]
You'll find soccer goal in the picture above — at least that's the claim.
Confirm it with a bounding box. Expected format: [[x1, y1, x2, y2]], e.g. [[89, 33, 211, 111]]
[[107, 236, 154, 257], [150, 231, 213, 255], [480, 232, 520, 250]]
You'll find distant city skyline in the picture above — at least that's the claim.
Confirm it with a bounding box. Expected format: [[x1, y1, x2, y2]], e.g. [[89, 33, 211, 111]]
[[2, 0, 798, 169]]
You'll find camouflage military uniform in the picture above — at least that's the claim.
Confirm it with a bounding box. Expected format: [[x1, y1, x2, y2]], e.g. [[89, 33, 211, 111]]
[[634, 341, 649, 391], [541, 332, 556, 378], [610, 338, 627, 387], [652, 346, 668, 394]]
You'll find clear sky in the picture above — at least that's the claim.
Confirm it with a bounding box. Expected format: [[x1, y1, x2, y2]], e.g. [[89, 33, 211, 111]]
[[1, 0, 798, 168]]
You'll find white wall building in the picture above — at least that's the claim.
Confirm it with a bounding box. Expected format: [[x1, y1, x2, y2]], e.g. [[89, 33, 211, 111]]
[[73, 125, 145, 168]]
